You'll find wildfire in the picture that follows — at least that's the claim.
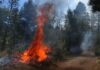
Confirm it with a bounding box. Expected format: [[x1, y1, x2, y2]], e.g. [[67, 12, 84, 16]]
[[20, 3, 53, 64]]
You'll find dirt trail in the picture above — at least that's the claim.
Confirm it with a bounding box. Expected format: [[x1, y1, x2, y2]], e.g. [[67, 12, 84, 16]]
[[2, 56, 100, 70], [57, 56, 100, 70]]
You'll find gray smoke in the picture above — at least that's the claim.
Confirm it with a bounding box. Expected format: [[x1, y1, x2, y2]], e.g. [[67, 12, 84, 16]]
[[81, 31, 96, 55], [35, 0, 88, 15], [0, 56, 12, 66]]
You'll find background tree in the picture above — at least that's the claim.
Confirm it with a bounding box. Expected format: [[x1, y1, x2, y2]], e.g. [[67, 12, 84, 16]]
[[19, 0, 37, 42], [64, 10, 82, 54], [7, 0, 19, 54], [64, 2, 90, 55], [0, 7, 10, 52], [90, 0, 100, 12]]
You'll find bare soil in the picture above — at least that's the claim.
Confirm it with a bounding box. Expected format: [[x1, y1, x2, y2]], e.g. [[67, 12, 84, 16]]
[[2, 56, 100, 70]]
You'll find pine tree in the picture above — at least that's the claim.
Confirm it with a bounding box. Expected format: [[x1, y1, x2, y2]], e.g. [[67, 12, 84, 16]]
[[64, 10, 82, 55], [19, 0, 37, 42], [0, 7, 10, 51], [8, 0, 19, 54]]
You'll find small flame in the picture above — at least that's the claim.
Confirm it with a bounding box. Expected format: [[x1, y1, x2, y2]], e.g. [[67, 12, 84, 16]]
[[20, 3, 53, 64], [20, 51, 30, 63]]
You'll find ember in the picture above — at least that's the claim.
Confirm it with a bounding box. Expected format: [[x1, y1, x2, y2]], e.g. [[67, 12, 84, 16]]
[[19, 3, 53, 64]]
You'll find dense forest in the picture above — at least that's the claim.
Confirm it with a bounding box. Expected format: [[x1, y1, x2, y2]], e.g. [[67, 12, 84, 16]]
[[0, 0, 100, 59], [0, 0, 100, 70]]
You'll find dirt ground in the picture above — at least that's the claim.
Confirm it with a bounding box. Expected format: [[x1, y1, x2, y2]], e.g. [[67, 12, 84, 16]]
[[2, 56, 100, 70]]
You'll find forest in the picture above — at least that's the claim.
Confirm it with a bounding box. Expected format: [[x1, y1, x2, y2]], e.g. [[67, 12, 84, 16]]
[[0, 0, 100, 70]]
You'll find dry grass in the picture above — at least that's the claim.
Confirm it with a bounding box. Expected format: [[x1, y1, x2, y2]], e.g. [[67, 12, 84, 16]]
[[0, 51, 7, 57]]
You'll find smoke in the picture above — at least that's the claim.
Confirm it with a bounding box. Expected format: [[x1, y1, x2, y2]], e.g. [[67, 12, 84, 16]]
[[38, 0, 91, 14], [34, 0, 83, 15], [81, 31, 96, 55], [34, 0, 92, 26], [0, 56, 12, 66], [80, 0, 92, 14]]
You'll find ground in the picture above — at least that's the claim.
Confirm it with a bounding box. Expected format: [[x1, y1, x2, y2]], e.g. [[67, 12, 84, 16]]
[[1, 56, 100, 70]]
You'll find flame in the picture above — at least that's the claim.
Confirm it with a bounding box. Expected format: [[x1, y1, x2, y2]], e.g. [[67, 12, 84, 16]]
[[20, 3, 53, 64]]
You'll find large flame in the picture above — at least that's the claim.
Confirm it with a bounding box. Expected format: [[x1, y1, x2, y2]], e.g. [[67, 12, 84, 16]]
[[20, 3, 53, 64]]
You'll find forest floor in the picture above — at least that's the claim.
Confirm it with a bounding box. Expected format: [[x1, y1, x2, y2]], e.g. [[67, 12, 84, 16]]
[[1, 56, 100, 70]]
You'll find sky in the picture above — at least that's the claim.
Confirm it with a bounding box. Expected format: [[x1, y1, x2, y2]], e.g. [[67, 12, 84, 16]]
[[1, 0, 91, 26], [19, 0, 91, 26], [1, 0, 91, 14], [19, 0, 90, 12]]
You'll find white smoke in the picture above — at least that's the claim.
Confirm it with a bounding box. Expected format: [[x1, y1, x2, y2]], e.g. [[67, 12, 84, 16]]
[[81, 31, 96, 55], [38, 0, 91, 14]]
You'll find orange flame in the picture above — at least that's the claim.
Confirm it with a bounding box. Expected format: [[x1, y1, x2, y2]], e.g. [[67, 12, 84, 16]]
[[20, 3, 53, 64]]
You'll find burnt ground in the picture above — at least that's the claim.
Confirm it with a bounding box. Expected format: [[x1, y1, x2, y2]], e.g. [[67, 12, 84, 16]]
[[1, 56, 100, 70]]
